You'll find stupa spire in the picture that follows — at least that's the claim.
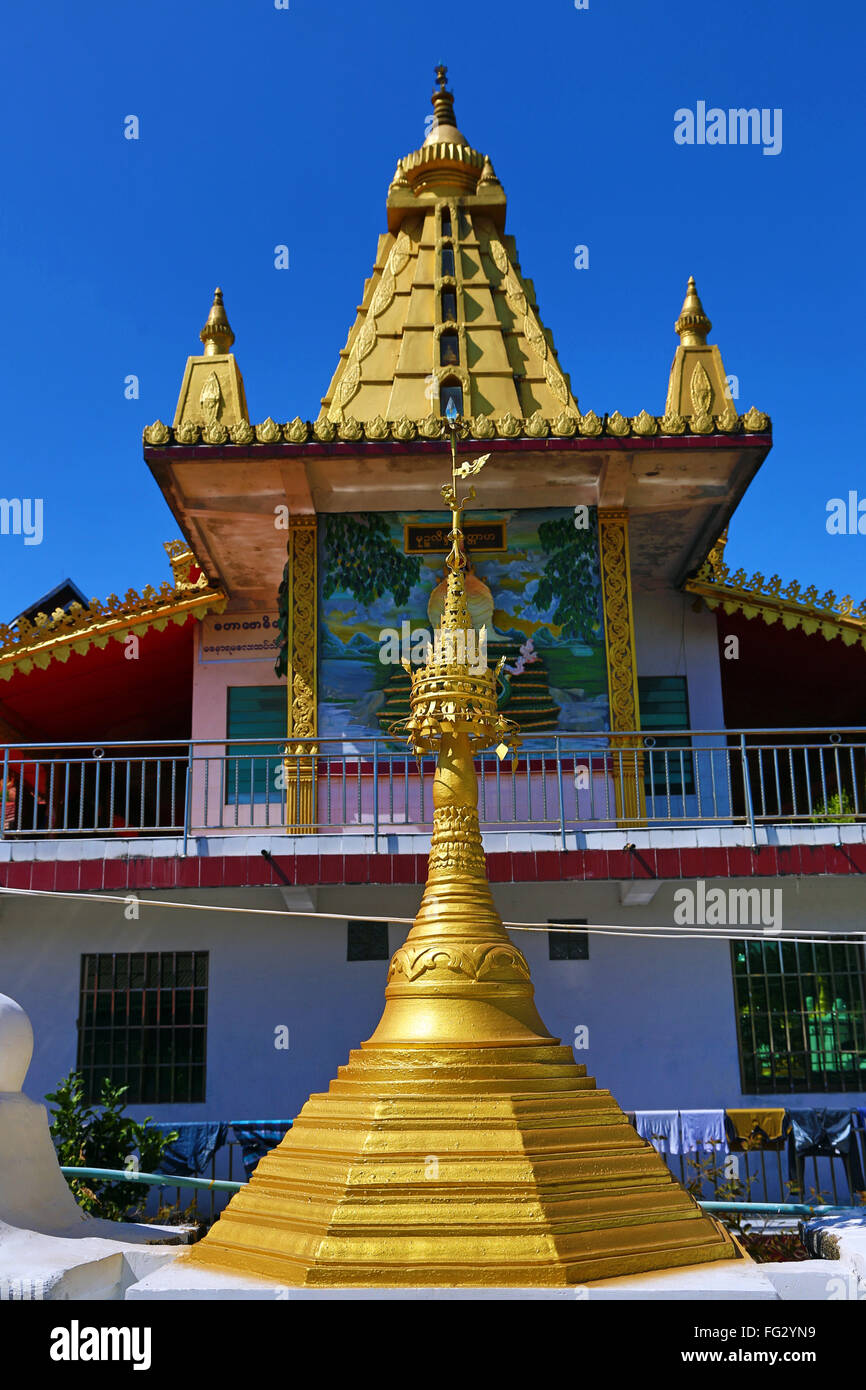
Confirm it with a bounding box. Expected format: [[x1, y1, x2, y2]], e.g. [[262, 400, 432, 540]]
[[665, 273, 730, 422], [199, 287, 235, 357], [425, 63, 467, 146], [172, 286, 248, 433], [675, 275, 712, 347], [184, 429, 740, 1287]]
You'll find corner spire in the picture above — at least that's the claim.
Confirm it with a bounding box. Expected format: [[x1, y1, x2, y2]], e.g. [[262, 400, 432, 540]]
[[199, 287, 235, 357], [665, 274, 729, 422], [675, 276, 712, 347], [172, 285, 248, 433]]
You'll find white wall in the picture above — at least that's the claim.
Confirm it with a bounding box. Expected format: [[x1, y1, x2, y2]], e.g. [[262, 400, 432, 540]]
[[632, 587, 724, 731], [2, 876, 863, 1123]]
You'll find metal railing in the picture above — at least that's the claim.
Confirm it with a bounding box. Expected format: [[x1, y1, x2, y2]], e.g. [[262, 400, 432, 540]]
[[2, 728, 864, 842]]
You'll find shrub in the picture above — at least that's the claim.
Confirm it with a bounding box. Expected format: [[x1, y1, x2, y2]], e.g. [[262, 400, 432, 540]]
[[47, 1070, 176, 1222]]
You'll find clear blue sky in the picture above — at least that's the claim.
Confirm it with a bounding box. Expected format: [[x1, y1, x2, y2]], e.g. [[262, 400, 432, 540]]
[[1, 0, 864, 618]]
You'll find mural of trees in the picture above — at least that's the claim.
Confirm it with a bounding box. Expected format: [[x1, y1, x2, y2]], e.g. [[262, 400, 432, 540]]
[[322, 514, 422, 605], [534, 512, 601, 642]]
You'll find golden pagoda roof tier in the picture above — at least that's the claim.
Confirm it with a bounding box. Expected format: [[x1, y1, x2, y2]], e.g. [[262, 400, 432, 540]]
[[686, 544, 866, 652], [0, 543, 226, 679], [314, 69, 585, 425]]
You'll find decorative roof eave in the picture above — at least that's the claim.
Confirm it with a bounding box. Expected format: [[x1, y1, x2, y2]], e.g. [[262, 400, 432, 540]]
[[0, 583, 227, 680], [686, 557, 866, 652], [143, 406, 771, 449]]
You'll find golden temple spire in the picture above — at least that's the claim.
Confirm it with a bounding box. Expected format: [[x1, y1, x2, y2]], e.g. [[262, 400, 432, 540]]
[[199, 286, 235, 357], [675, 275, 712, 347], [186, 430, 739, 1288], [425, 63, 467, 146], [665, 274, 730, 423], [172, 286, 248, 433]]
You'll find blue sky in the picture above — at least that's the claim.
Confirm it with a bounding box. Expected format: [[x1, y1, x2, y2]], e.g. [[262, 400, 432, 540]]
[[1, 0, 864, 618]]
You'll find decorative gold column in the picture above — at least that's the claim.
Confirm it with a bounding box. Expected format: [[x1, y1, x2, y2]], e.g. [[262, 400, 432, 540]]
[[598, 508, 645, 826], [186, 440, 738, 1288], [285, 515, 317, 831]]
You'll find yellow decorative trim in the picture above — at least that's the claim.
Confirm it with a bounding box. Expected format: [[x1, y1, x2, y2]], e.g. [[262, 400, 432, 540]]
[[143, 411, 773, 447], [632, 409, 657, 437], [0, 551, 226, 680], [255, 417, 282, 444], [285, 516, 318, 830], [686, 550, 866, 652], [285, 417, 309, 443], [598, 509, 644, 824]]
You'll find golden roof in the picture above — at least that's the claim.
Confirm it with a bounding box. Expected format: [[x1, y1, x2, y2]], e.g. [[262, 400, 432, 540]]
[[318, 67, 580, 425], [0, 543, 226, 678], [686, 535, 866, 651]]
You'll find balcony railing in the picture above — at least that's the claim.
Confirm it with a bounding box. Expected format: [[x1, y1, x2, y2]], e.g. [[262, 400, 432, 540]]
[[1, 728, 864, 845]]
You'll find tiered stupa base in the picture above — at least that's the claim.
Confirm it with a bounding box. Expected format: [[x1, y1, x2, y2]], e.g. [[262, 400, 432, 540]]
[[187, 1042, 738, 1286]]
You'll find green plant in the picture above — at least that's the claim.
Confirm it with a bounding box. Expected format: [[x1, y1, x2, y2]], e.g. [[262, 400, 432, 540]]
[[810, 789, 857, 823], [684, 1141, 758, 1236], [47, 1070, 176, 1222]]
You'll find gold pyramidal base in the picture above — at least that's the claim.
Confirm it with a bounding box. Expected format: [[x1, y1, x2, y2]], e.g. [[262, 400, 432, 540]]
[[188, 1042, 738, 1287]]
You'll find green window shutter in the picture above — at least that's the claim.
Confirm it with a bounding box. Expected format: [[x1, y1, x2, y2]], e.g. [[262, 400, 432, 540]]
[[226, 687, 286, 803], [637, 676, 694, 796]]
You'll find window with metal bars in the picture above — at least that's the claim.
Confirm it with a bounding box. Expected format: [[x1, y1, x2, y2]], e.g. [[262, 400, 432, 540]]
[[731, 937, 866, 1093], [77, 952, 208, 1104], [638, 675, 695, 796]]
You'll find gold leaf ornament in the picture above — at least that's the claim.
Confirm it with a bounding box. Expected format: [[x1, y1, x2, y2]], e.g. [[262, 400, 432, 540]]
[[690, 361, 714, 416], [143, 420, 171, 446]]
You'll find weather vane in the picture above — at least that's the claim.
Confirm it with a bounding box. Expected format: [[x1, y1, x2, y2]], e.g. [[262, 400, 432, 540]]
[[441, 397, 489, 571]]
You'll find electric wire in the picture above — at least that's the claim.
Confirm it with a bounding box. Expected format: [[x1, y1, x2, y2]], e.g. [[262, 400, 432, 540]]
[[0, 884, 862, 946]]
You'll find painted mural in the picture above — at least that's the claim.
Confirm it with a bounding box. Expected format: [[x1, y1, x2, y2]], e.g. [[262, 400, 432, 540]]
[[317, 507, 609, 743]]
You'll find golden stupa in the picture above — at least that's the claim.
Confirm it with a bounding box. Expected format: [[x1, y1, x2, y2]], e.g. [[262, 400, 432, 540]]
[[186, 415, 739, 1287]]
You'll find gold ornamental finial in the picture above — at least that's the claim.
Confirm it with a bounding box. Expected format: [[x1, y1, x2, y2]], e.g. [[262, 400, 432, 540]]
[[199, 286, 235, 356], [425, 63, 467, 146], [675, 275, 712, 347]]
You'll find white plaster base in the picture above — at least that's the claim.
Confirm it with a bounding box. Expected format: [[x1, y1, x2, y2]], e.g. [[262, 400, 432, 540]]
[[0, 1221, 191, 1301], [126, 1254, 780, 1301]]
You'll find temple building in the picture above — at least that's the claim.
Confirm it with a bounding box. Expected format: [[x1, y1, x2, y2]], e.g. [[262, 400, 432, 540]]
[[1, 69, 864, 1204]]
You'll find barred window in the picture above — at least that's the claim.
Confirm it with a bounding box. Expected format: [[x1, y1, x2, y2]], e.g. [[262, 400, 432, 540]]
[[77, 952, 208, 1104], [732, 938, 866, 1093]]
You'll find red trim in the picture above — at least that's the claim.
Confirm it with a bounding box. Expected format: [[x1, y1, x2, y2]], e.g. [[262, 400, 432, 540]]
[[1, 841, 864, 893]]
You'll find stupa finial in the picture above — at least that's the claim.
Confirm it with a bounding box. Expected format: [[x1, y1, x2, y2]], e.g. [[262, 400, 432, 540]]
[[425, 63, 467, 146], [675, 275, 712, 347], [199, 286, 235, 356]]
